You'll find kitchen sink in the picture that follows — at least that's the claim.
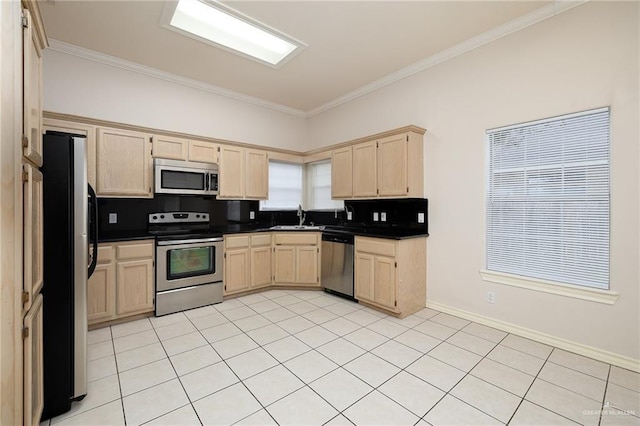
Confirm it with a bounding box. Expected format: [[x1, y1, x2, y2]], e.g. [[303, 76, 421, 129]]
[[269, 225, 325, 230]]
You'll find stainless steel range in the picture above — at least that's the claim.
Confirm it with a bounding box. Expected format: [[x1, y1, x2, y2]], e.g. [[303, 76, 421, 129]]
[[149, 212, 223, 316]]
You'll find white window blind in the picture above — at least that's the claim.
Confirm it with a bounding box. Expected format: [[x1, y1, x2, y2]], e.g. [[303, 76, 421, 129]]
[[260, 161, 302, 210], [486, 107, 610, 290], [307, 160, 344, 210]]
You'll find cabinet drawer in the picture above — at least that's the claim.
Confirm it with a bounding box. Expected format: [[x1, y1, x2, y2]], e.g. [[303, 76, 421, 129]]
[[356, 236, 396, 257], [250, 234, 272, 247], [225, 235, 250, 249], [116, 241, 154, 260], [273, 233, 318, 246], [96, 245, 114, 264]]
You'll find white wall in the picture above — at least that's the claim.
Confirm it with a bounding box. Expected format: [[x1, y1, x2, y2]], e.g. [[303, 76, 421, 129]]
[[308, 2, 640, 362], [43, 49, 308, 151]]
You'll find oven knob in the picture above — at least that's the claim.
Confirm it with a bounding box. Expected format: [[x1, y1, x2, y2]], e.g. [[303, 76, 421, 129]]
[[152, 215, 158, 220], [196, 214, 200, 218], [160, 214, 165, 219]]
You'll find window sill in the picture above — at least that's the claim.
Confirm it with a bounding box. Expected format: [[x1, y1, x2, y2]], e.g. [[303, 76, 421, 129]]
[[479, 270, 619, 305]]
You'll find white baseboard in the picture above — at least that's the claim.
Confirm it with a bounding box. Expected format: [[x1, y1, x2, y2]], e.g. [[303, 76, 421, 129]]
[[426, 301, 640, 373]]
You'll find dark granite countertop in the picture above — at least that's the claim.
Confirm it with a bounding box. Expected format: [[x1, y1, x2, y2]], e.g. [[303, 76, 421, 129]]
[[98, 224, 428, 243]]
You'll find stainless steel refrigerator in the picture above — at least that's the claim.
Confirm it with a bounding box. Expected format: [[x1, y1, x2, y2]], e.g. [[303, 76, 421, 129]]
[[41, 131, 98, 420]]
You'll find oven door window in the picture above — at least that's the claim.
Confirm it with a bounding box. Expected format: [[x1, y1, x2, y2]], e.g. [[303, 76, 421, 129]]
[[166, 246, 214, 280], [161, 170, 205, 191]]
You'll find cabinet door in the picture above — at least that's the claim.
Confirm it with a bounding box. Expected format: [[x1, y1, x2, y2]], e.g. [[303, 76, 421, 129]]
[[245, 149, 268, 199], [43, 119, 97, 188], [250, 246, 272, 289], [355, 252, 375, 302], [152, 134, 187, 160], [116, 259, 154, 315], [224, 248, 250, 294], [87, 263, 116, 325], [296, 246, 319, 285], [331, 147, 352, 199], [274, 246, 296, 283], [352, 141, 377, 197], [22, 8, 43, 166], [377, 134, 407, 197], [189, 140, 219, 164], [23, 294, 43, 426], [374, 256, 397, 310], [96, 128, 152, 198], [22, 163, 43, 313], [218, 145, 245, 198]]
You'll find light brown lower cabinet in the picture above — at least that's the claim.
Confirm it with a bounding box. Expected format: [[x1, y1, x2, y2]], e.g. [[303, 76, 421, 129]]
[[23, 293, 43, 426], [88, 240, 154, 326], [354, 236, 426, 318], [273, 233, 320, 287], [224, 233, 272, 295]]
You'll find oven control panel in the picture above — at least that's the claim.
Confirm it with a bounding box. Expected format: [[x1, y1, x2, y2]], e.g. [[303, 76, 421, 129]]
[[148, 212, 209, 224]]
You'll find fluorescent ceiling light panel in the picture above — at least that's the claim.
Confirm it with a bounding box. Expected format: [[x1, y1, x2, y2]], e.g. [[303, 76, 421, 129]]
[[163, 0, 305, 67]]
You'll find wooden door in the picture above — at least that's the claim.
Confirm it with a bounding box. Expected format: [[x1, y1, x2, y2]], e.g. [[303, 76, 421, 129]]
[[23, 294, 43, 426], [224, 248, 250, 294], [88, 262, 116, 325], [354, 252, 375, 302], [352, 141, 377, 197], [188, 140, 219, 164], [152, 134, 188, 160], [116, 259, 154, 315], [296, 246, 319, 285], [250, 246, 272, 289], [245, 149, 268, 199], [22, 163, 43, 314], [218, 145, 245, 198], [274, 246, 296, 283], [377, 134, 407, 197], [96, 127, 152, 198], [22, 8, 43, 167], [374, 255, 397, 310], [43, 119, 97, 188], [331, 147, 352, 199]]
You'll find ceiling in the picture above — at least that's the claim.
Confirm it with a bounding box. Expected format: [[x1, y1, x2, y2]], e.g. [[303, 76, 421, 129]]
[[39, 1, 551, 115]]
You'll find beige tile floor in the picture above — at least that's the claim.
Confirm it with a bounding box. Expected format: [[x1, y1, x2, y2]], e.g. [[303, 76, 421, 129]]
[[41, 289, 640, 425]]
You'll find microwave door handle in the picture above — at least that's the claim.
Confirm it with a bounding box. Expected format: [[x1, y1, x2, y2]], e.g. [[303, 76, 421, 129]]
[[204, 173, 209, 191]]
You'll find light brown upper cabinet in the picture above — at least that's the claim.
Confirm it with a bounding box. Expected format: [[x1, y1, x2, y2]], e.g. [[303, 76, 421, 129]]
[[152, 134, 219, 164], [331, 127, 425, 200], [22, 7, 44, 167], [218, 145, 268, 200], [352, 141, 378, 198], [43, 119, 97, 188], [331, 146, 352, 199], [96, 127, 153, 198]]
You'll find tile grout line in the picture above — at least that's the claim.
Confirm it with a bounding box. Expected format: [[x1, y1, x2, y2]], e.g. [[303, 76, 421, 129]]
[[598, 364, 611, 426]]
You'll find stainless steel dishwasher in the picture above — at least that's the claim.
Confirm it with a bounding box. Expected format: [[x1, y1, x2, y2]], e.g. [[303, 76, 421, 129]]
[[321, 231, 354, 298]]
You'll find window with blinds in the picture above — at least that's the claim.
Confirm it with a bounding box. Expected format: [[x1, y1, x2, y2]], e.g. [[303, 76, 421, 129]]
[[486, 107, 610, 290], [307, 160, 344, 210], [260, 161, 303, 210]]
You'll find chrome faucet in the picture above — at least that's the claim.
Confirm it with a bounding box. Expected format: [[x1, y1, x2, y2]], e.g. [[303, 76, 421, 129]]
[[297, 204, 306, 226]]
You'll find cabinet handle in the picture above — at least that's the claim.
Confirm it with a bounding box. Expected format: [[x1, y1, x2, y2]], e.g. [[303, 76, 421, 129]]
[[22, 327, 29, 339], [22, 135, 29, 148], [22, 291, 30, 306]]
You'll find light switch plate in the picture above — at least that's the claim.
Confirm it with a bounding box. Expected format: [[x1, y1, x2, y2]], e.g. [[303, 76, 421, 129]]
[[418, 212, 425, 223], [373, 212, 379, 222], [109, 213, 118, 224], [249, 211, 255, 220], [380, 212, 387, 222]]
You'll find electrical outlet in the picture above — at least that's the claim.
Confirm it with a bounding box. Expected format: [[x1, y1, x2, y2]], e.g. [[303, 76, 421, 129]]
[[373, 212, 379, 222], [249, 211, 255, 220], [380, 212, 387, 222], [109, 213, 118, 224], [347, 211, 353, 220], [418, 212, 425, 223], [486, 291, 496, 304]]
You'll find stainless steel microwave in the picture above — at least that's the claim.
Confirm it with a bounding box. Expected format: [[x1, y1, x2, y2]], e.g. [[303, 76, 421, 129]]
[[154, 158, 218, 195]]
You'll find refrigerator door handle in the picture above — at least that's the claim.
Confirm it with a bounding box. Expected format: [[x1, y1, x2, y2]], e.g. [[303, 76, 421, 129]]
[[87, 183, 98, 279]]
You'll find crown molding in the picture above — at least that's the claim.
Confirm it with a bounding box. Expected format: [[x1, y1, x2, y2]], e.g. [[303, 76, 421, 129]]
[[305, 0, 587, 117], [46, 39, 307, 118], [46, 1, 586, 119]]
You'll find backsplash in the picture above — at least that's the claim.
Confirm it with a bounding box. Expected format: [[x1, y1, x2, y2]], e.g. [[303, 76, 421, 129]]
[[98, 196, 428, 238]]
